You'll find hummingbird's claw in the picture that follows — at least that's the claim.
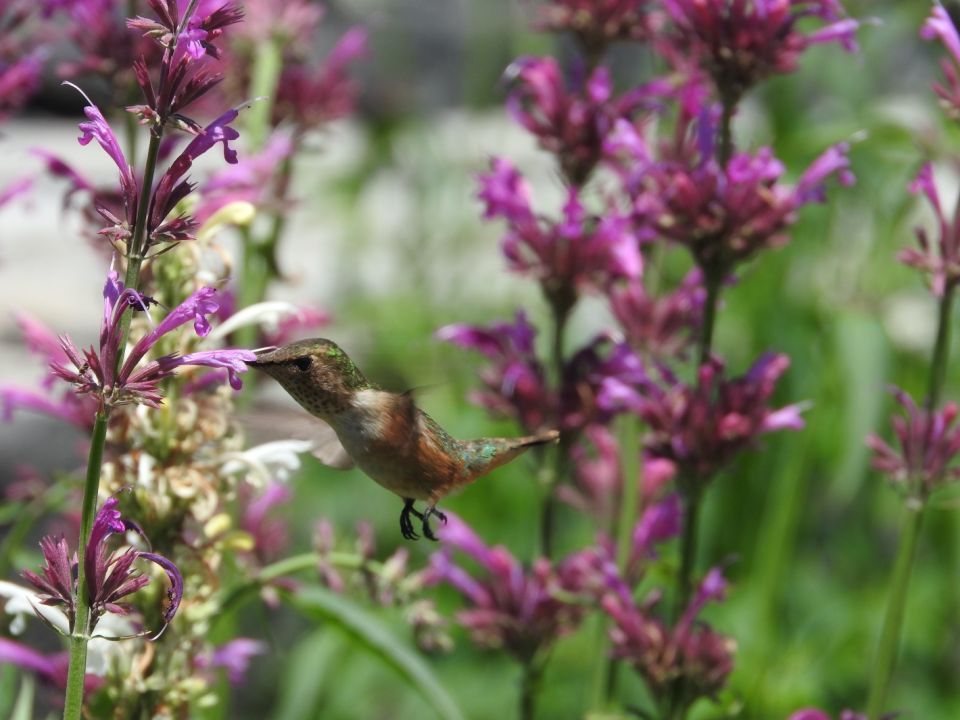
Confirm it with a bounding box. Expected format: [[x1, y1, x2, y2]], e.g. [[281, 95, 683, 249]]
[[400, 499, 421, 541], [421, 506, 446, 542]]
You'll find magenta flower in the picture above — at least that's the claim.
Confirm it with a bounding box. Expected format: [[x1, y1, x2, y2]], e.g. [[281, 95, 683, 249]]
[[866, 387, 960, 501], [601, 353, 805, 481], [51, 270, 256, 408], [478, 158, 642, 303], [195, 131, 294, 222], [197, 638, 267, 685], [664, 0, 858, 101], [608, 270, 705, 359], [536, 0, 658, 50], [241, 483, 293, 563], [0, 638, 102, 694], [899, 163, 960, 297], [437, 312, 555, 434], [625, 134, 853, 275], [424, 514, 588, 662], [921, 4, 960, 119], [23, 497, 183, 636], [505, 57, 658, 184], [788, 711, 869, 720], [602, 567, 735, 713], [273, 26, 368, 130], [1, 313, 98, 429], [0, 54, 42, 119]]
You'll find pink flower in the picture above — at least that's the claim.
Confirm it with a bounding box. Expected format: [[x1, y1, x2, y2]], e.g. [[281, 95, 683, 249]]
[[22, 497, 184, 636], [478, 158, 642, 298], [608, 270, 705, 359], [536, 0, 659, 49], [51, 270, 255, 408], [899, 163, 960, 297], [624, 133, 853, 274], [664, 0, 858, 101], [921, 4, 960, 118], [437, 312, 555, 434], [867, 387, 960, 500], [601, 353, 805, 481], [273, 26, 367, 129], [602, 567, 735, 713], [424, 514, 589, 662], [505, 57, 659, 184]]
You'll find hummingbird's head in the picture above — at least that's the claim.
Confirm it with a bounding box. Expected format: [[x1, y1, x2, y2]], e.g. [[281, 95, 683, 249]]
[[248, 338, 370, 417]]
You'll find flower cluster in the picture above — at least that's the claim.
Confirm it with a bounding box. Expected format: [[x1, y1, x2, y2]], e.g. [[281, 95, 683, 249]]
[[52, 270, 255, 409], [23, 497, 183, 636], [603, 568, 735, 713], [614, 116, 854, 276], [866, 388, 960, 502], [664, 0, 858, 102], [424, 514, 589, 663], [536, 0, 659, 52], [900, 162, 960, 297], [921, 4, 960, 119], [601, 353, 806, 482]]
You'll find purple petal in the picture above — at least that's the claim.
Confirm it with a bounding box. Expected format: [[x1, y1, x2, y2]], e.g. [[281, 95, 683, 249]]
[[175, 348, 258, 389], [138, 551, 184, 627]]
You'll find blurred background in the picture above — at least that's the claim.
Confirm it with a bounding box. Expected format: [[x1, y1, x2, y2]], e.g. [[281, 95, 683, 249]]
[[3, 0, 960, 717]]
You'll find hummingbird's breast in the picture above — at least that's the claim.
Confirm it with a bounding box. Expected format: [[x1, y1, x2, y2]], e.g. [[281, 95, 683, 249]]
[[330, 389, 468, 502]]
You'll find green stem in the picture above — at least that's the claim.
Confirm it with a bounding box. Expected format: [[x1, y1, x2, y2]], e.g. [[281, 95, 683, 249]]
[[540, 297, 572, 559], [244, 35, 282, 151], [519, 656, 545, 720], [717, 93, 736, 170], [600, 417, 643, 703], [925, 281, 955, 412], [62, 410, 109, 720], [697, 270, 721, 366], [675, 480, 702, 617], [116, 130, 163, 364], [865, 504, 925, 719]]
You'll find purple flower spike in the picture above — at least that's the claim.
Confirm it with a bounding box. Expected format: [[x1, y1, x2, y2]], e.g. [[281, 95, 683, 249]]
[[23, 497, 183, 635], [478, 159, 642, 298], [537, 0, 657, 47], [52, 270, 254, 408], [201, 639, 267, 685], [866, 387, 960, 501], [900, 162, 960, 297], [664, 0, 858, 101], [788, 712, 870, 720], [0, 637, 102, 694], [603, 353, 805, 482], [602, 565, 735, 713], [921, 5, 960, 119], [437, 312, 554, 433], [73, 91, 138, 214], [424, 514, 589, 662]]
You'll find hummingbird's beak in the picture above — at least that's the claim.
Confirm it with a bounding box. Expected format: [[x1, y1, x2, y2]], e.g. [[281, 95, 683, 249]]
[[246, 346, 279, 368]]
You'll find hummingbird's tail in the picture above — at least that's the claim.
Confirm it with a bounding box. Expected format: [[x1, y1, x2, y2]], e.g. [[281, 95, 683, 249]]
[[461, 429, 560, 478]]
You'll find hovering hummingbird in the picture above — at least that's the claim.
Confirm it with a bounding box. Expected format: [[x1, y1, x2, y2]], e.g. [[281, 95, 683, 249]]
[[247, 338, 558, 541]]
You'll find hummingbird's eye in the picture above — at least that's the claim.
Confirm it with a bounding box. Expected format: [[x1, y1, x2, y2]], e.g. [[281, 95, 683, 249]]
[[294, 356, 312, 372]]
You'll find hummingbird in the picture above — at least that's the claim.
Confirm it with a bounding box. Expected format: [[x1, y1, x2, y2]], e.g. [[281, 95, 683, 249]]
[[247, 338, 559, 541]]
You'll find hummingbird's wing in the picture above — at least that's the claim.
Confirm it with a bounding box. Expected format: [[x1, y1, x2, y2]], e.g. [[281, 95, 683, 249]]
[[240, 403, 356, 470]]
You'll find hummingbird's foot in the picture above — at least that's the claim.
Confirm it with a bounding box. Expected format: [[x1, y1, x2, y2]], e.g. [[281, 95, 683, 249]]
[[421, 506, 447, 542], [400, 499, 423, 541]]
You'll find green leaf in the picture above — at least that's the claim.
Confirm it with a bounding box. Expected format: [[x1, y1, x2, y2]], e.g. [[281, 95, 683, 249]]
[[286, 586, 464, 720], [272, 629, 344, 720], [8, 674, 35, 720]]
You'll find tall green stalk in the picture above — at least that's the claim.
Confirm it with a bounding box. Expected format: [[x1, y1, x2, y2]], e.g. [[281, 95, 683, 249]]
[[539, 296, 573, 559], [62, 411, 108, 720], [865, 504, 924, 719], [62, 83, 169, 720], [866, 281, 956, 717]]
